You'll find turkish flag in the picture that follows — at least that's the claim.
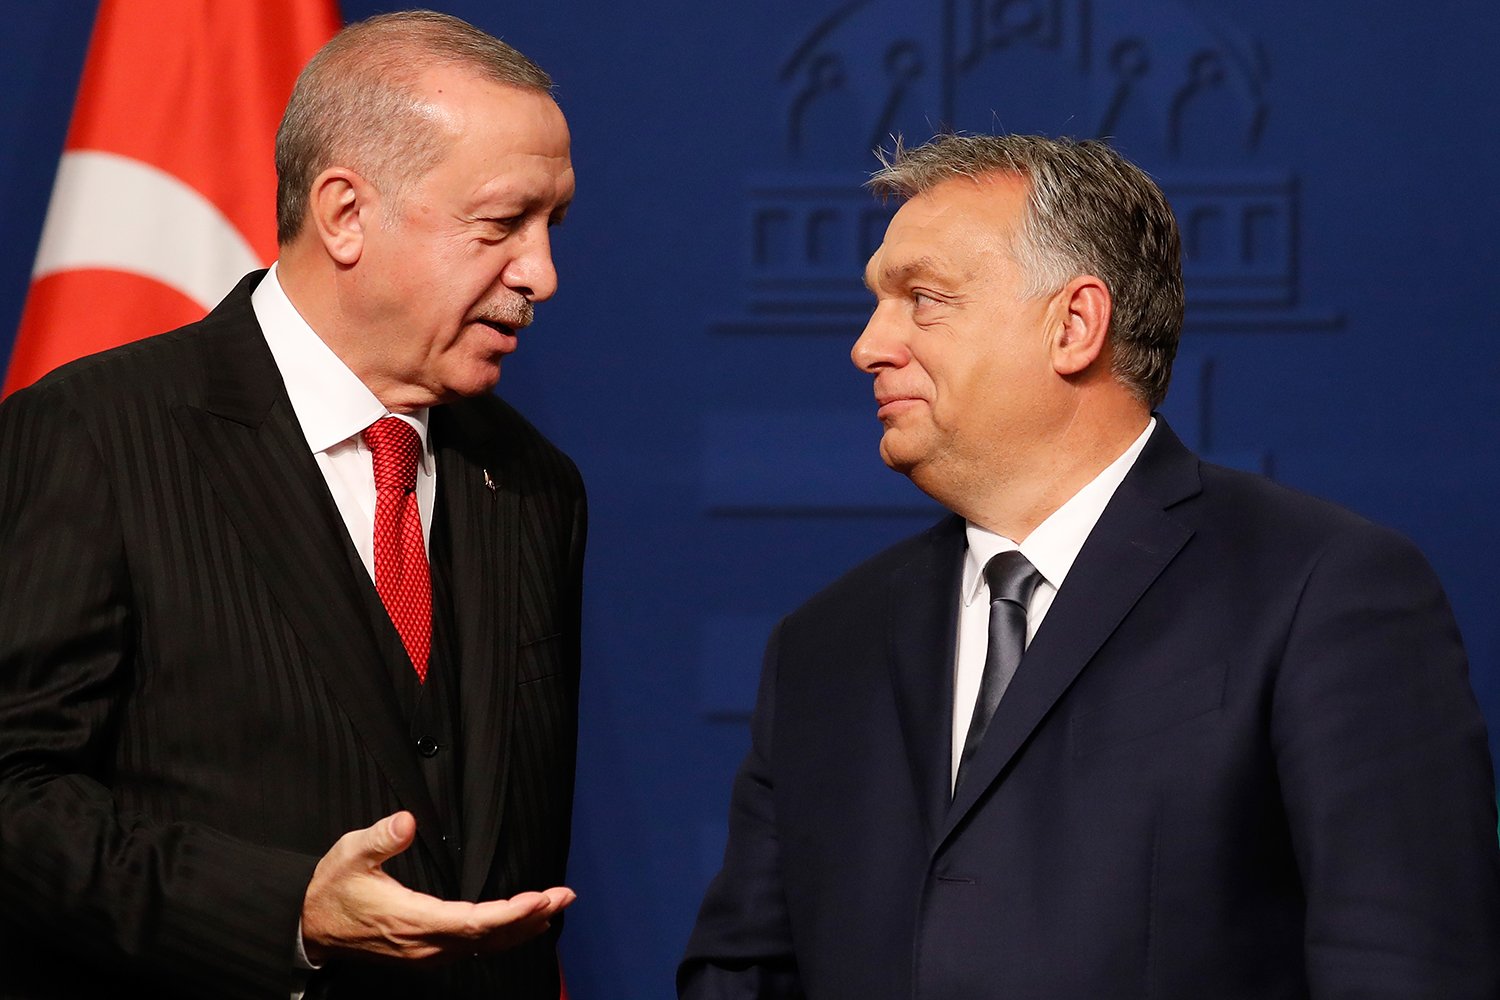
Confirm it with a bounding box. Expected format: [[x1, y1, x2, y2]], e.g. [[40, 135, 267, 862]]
[[2, 0, 341, 397]]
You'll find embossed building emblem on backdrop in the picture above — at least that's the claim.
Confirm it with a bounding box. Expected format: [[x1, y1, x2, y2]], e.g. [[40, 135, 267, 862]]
[[725, 0, 1340, 334], [704, 0, 1343, 520]]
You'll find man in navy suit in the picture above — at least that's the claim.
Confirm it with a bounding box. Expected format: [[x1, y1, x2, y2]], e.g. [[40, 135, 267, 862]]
[[679, 134, 1500, 998]]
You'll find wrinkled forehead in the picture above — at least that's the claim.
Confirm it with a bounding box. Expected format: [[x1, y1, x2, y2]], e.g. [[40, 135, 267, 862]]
[[864, 175, 1030, 289], [414, 78, 573, 197]]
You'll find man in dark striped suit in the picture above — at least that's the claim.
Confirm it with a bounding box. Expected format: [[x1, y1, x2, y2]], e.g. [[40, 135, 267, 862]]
[[0, 12, 585, 999]]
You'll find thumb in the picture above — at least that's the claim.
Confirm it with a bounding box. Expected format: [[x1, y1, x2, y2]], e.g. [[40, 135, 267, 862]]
[[360, 810, 417, 865]]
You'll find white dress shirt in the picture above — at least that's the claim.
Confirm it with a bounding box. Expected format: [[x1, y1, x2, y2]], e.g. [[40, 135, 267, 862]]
[[251, 263, 435, 580], [951, 418, 1157, 786]]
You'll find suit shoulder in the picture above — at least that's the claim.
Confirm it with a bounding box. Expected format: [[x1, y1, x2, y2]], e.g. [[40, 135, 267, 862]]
[[2, 273, 265, 417], [3, 321, 217, 418], [448, 392, 583, 494], [1192, 460, 1430, 569]]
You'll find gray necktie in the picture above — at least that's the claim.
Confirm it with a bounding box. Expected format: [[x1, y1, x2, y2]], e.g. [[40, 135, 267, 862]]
[[955, 550, 1044, 794]]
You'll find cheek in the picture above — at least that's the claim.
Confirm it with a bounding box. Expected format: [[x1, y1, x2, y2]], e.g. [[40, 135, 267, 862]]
[[458, 249, 516, 304], [461, 236, 512, 268], [933, 355, 1013, 431], [432, 256, 502, 323], [423, 232, 488, 279]]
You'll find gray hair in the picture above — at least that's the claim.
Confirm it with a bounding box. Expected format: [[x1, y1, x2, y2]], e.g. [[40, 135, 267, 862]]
[[275, 9, 554, 245], [869, 134, 1183, 409]]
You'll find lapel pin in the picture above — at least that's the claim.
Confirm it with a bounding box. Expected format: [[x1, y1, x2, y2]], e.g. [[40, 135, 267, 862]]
[[482, 469, 497, 492]]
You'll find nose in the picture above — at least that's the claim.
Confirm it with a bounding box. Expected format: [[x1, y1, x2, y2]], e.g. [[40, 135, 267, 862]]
[[851, 303, 909, 373], [502, 223, 559, 303]]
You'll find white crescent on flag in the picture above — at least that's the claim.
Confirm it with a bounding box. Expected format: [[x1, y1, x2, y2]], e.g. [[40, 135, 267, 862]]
[[2, 0, 341, 398], [31, 150, 261, 311]]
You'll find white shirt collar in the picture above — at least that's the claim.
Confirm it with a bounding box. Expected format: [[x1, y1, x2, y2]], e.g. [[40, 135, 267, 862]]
[[962, 417, 1157, 605], [251, 263, 430, 462]]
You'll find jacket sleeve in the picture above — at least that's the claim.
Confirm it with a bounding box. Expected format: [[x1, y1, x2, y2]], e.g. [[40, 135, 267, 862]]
[[1271, 519, 1500, 999], [678, 622, 807, 1000], [0, 381, 319, 999]]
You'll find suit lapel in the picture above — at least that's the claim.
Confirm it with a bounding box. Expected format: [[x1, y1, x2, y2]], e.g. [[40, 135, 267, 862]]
[[432, 403, 520, 901], [887, 516, 967, 847], [937, 421, 1202, 846], [169, 283, 454, 884]]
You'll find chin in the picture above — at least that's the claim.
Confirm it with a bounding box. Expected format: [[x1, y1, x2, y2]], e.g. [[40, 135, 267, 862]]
[[878, 442, 920, 477], [442, 365, 503, 399]]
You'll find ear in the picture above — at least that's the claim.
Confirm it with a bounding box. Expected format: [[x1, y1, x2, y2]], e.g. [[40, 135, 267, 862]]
[[306, 167, 374, 266], [1049, 274, 1112, 377]]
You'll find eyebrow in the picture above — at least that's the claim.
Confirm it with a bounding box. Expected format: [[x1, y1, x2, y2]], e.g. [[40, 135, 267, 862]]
[[863, 255, 943, 293]]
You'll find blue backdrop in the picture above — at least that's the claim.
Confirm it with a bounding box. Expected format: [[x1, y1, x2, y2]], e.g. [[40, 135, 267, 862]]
[[2, 2, 1497, 996]]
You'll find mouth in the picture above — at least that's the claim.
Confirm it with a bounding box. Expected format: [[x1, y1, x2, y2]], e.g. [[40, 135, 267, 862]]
[[476, 318, 515, 336], [472, 318, 520, 354], [469, 296, 533, 357], [876, 398, 923, 420], [874, 386, 924, 418]]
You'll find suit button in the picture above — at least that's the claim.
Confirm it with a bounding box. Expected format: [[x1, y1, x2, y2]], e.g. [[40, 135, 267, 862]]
[[416, 737, 439, 758]]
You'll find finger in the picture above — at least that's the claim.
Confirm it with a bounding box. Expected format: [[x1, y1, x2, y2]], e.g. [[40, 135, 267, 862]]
[[541, 886, 577, 911], [321, 884, 576, 960], [501, 887, 574, 919], [396, 892, 555, 948], [356, 811, 417, 867], [471, 900, 568, 953], [455, 893, 551, 930], [358, 889, 573, 961], [485, 886, 574, 914]]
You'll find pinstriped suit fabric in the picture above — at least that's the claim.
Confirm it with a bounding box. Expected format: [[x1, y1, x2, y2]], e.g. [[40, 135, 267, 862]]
[[0, 272, 586, 999]]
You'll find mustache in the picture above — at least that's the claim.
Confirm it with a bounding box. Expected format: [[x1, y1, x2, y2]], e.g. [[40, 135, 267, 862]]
[[475, 295, 534, 331]]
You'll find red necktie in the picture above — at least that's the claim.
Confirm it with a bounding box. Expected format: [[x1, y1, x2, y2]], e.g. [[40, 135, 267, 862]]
[[364, 417, 432, 682]]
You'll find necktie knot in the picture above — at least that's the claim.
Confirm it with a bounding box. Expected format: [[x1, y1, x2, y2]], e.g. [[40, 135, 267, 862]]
[[983, 550, 1043, 609], [364, 417, 421, 493]]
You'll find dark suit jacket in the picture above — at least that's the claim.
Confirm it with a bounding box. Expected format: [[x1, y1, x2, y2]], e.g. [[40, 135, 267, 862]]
[[0, 273, 587, 999], [681, 420, 1500, 999]]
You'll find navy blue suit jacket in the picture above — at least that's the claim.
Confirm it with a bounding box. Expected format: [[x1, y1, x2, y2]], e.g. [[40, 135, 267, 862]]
[[681, 420, 1500, 999]]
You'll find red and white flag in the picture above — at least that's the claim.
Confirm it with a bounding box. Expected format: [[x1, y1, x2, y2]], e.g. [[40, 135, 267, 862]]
[[2, 0, 341, 397]]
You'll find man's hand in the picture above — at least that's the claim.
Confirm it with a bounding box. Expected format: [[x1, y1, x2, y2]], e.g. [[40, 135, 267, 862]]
[[300, 811, 574, 964]]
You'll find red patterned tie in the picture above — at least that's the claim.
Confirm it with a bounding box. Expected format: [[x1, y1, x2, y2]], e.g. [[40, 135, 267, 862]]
[[364, 417, 432, 682]]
